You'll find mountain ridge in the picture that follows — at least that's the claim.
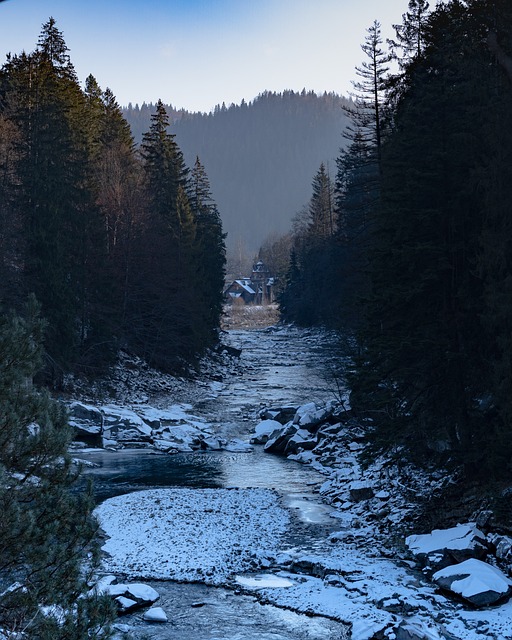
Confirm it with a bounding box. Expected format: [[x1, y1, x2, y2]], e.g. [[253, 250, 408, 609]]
[[122, 90, 351, 254]]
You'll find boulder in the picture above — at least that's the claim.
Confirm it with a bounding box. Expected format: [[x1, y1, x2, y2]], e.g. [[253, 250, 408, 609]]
[[488, 533, 512, 561], [115, 596, 138, 613], [433, 558, 512, 607], [224, 438, 253, 452], [100, 405, 153, 442], [395, 619, 443, 640], [142, 607, 168, 623], [67, 402, 103, 447], [251, 419, 283, 444], [349, 481, 375, 502], [259, 406, 297, 425], [284, 429, 317, 455], [98, 581, 160, 614], [406, 523, 488, 570], [263, 424, 297, 455], [293, 403, 332, 431]]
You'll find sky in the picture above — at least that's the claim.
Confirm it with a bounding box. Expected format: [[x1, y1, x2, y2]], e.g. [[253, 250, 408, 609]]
[[0, 0, 408, 113]]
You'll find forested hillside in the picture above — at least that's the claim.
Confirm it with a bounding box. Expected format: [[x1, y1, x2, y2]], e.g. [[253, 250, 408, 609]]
[[280, 0, 512, 479], [123, 91, 351, 255], [0, 19, 226, 380]]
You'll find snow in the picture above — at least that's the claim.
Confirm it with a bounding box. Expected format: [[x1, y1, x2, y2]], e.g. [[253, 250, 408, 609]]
[[73, 326, 512, 639], [406, 523, 485, 555], [433, 558, 512, 598], [142, 607, 168, 622], [95, 487, 289, 584], [254, 419, 282, 438], [235, 574, 295, 589]]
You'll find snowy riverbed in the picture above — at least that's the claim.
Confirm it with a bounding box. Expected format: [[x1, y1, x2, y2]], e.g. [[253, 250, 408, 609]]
[[80, 326, 512, 640]]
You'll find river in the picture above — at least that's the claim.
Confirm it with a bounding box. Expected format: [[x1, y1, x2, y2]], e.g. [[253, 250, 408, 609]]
[[81, 326, 351, 639]]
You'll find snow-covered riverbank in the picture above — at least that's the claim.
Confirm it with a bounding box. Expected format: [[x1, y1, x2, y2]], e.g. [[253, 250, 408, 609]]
[[74, 326, 512, 639]]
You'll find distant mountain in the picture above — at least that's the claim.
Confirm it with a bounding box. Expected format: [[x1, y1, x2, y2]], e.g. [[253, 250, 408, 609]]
[[123, 90, 351, 254]]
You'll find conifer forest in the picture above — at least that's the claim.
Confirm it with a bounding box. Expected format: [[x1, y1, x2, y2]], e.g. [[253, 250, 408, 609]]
[[2, 2, 512, 639]]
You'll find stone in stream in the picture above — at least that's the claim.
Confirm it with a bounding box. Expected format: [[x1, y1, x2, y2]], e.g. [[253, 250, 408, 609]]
[[405, 523, 488, 571], [251, 419, 283, 444], [263, 423, 298, 454], [142, 606, 168, 623], [67, 401, 104, 447], [93, 578, 160, 615], [432, 558, 512, 607]]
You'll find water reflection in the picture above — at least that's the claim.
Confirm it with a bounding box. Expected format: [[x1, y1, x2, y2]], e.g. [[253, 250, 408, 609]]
[[78, 449, 224, 502], [118, 581, 350, 640]]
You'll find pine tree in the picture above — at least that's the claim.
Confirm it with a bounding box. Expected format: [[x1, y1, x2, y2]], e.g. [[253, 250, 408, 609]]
[[308, 163, 334, 240], [351, 0, 512, 476], [130, 100, 197, 369], [347, 20, 391, 170], [0, 19, 112, 377], [0, 298, 114, 638], [188, 157, 226, 343]]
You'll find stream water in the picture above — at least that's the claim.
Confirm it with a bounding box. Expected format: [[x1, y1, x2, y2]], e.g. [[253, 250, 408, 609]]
[[81, 326, 351, 639]]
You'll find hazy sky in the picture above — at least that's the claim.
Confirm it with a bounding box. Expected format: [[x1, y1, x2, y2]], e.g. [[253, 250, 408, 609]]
[[1, 0, 408, 112]]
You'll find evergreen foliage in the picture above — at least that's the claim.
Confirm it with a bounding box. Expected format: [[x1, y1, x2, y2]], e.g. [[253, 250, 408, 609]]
[[281, 1, 512, 479], [0, 298, 113, 638], [123, 91, 351, 253], [0, 20, 226, 379]]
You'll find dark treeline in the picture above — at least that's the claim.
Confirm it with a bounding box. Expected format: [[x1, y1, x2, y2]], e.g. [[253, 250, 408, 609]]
[[280, 0, 512, 479], [123, 91, 351, 254], [0, 18, 226, 381], [0, 19, 225, 635]]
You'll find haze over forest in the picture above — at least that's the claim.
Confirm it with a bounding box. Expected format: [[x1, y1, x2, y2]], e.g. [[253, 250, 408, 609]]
[[122, 91, 351, 258]]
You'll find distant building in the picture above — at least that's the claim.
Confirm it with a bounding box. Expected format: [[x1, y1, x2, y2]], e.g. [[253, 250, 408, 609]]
[[224, 261, 275, 305]]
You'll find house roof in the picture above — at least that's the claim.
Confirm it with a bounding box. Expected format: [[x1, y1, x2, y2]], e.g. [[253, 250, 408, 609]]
[[235, 280, 256, 294]]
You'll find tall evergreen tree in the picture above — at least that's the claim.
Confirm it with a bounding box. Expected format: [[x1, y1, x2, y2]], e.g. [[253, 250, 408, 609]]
[[347, 20, 391, 171], [0, 299, 113, 638], [188, 157, 226, 341], [351, 0, 512, 476], [0, 19, 111, 377]]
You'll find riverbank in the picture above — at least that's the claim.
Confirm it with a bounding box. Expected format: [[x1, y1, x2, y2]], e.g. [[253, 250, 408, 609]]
[[72, 325, 512, 640]]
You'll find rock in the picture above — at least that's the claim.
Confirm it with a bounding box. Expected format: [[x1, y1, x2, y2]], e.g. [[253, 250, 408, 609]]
[[101, 405, 153, 442], [288, 558, 327, 578], [474, 509, 494, 530], [349, 481, 375, 502], [259, 406, 297, 425], [200, 436, 224, 451], [293, 402, 332, 432], [123, 583, 160, 604], [284, 429, 317, 455], [251, 419, 283, 444], [100, 581, 160, 613], [224, 438, 253, 452], [67, 401, 103, 447], [395, 619, 443, 640], [406, 523, 488, 570], [263, 424, 297, 455], [142, 607, 168, 623], [115, 596, 138, 613], [433, 558, 512, 607], [489, 533, 512, 561]]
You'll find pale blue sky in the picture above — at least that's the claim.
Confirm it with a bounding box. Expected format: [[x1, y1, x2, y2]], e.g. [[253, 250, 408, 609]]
[[0, 0, 409, 112]]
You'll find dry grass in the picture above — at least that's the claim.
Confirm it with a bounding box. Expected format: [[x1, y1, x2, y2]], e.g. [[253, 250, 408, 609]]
[[221, 302, 280, 329]]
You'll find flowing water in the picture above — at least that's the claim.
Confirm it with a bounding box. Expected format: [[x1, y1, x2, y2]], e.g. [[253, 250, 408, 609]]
[[81, 326, 351, 639]]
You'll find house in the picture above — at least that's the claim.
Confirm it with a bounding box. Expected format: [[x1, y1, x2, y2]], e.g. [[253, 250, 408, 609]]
[[223, 278, 256, 304], [223, 261, 275, 305]]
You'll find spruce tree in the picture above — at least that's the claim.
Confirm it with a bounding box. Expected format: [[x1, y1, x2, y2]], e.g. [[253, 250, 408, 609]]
[[0, 298, 113, 638], [351, 0, 512, 476], [188, 156, 226, 342], [0, 19, 112, 377], [131, 99, 198, 369]]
